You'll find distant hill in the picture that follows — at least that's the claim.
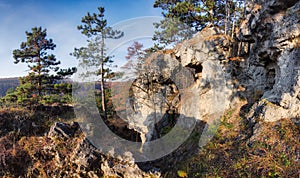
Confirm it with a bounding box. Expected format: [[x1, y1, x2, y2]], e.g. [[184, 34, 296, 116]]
[[0, 77, 19, 97]]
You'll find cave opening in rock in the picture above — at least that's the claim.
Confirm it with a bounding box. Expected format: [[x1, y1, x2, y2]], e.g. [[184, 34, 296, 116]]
[[265, 68, 276, 91], [186, 63, 203, 81]]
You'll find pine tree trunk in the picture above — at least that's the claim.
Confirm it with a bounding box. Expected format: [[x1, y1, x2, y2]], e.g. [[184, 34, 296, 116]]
[[100, 35, 107, 119], [225, 0, 231, 35], [38, 56, 42, 98], [231, 5, 236, 38], [100, 63, 106, 119], [243, 0, 247, 19]]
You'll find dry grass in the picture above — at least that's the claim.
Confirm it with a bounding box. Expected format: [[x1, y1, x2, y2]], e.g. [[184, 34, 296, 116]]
[[169, 102, 300, 177], [0, 102, 299, 177], [0, 106, 78, 177]]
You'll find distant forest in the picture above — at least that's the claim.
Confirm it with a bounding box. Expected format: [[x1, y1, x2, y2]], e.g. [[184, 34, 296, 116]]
[[0, 78, 19, 97]]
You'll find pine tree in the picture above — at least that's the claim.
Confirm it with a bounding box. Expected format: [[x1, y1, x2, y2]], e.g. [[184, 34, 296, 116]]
[[73, 7, 123, 119], [153, 0, 246, 46], [153, 0, 222, 46], [12, 27, 75, 106], [153, 17, 196, 47]]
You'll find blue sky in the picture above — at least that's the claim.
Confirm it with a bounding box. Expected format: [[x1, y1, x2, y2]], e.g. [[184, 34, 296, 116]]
[[0, 0, 161, 78]]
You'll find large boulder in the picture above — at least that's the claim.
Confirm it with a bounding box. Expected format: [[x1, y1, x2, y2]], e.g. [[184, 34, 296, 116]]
[[125, 27, 232, 150]]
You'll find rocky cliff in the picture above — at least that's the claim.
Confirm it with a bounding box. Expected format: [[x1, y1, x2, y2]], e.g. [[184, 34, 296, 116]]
[[126, 0, 299, 154], [125, 27, 232, 150], [237, 0, 300, 123], [0, 0, 299, 177]]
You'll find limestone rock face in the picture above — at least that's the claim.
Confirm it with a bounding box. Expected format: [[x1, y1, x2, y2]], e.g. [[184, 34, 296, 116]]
[[174, 27, 232, 122], [126, 27, 232, 147], [238, 0, 300, 122], [125, 54, 184, 144], [175, 27, 231, 66]]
